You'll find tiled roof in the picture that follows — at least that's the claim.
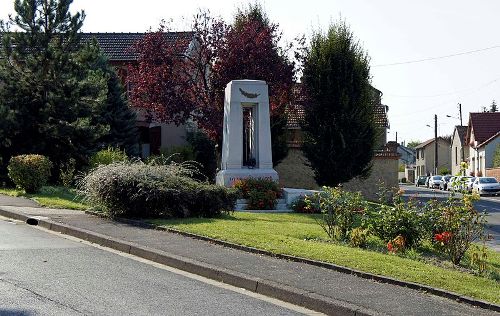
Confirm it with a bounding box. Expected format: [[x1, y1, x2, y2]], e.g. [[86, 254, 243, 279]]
[[80, 32, 194, 61], [478, 130, 500, 148], [466, 112, 500, 145], [373, 104, 389, 128], [455, 125, 467, 145], [414, 137, 450, 149], [286, 103, 389, 129]]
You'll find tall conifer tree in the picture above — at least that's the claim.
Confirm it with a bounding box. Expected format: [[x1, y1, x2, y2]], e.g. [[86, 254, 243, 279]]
[[0, 0, 109, 173], [301, 21, 376, 186]]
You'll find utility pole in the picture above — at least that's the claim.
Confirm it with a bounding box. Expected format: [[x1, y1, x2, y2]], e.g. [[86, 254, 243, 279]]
[[434, 114, 438, 175], [395, 131, 398, 143], [458, 103, 463, 126]]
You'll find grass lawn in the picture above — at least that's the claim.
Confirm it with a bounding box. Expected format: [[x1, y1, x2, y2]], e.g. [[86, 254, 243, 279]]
[[150, 212, 500, 304], [0, 186, 88, 210]]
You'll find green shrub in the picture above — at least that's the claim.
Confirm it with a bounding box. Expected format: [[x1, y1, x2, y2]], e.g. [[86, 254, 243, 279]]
[[366, 191, 426, 249], [186, 128, 217, 182], [77, 161, 236, 218], [349, 227, 369, 248], [247, 189, 277, 210], [233, 178, 281, 210], [59, 158, 76, 187], [291, 195, 321, 213], [89, 147, 128, 169], [429, 193, 486, 265], [438, 167, 451, 175], [312, 187, 367, 242], [7, 154, 52, 193]]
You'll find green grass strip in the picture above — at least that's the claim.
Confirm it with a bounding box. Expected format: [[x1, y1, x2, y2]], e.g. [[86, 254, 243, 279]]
[[150, 212, 500, 304]]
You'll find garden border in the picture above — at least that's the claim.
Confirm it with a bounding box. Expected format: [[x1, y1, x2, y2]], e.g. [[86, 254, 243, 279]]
[[84, 210, 500, 313]]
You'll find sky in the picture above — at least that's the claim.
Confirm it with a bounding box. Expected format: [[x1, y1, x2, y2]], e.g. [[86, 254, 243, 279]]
[[1, 0, 500, 145]]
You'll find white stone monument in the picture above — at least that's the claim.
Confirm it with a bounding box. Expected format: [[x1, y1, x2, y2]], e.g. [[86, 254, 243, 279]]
[[216, 80, 279, 187]]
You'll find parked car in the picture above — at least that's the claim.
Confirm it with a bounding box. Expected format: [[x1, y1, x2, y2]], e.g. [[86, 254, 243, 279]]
[[450, 176, 473, 192], [447, 176, 456, 191], [439, 175, 453, 190], [425, 176, 431, 188], [472, 177, 500, 196], [416, 176, 427, 187], [464, 177, 476, 193], [428, 175, 443, 189]]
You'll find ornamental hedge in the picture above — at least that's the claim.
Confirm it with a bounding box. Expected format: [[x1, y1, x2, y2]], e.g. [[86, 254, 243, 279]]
[[78, 161, 236, 218], [7, 154, 52, 193]]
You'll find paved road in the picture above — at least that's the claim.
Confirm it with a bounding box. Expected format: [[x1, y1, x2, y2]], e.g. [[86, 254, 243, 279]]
[[0, 217, 316, 316], [400, 184, 500, 250]]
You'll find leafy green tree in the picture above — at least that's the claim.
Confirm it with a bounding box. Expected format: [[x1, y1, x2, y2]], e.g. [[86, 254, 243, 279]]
[[406, 140, 421, 149], [493, 144, 500, 168], [0, 0, 110, 176], [301, 21, 376, 186]]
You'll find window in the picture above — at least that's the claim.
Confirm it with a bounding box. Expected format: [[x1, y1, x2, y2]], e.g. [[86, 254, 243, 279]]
[[455, 147, 458, 165]]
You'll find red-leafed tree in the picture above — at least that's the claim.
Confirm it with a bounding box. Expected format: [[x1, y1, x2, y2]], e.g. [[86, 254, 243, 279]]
[[127, 26, 196, 125], [200, 5, 296, 165], [129, 5, 297, 165]]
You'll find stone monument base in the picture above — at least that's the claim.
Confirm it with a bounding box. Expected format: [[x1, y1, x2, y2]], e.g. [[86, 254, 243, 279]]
[[216, 169, 279, 187]]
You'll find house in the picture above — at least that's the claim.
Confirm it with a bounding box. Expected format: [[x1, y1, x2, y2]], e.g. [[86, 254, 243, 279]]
[[450, 125, 468, 176], [414, 137, 451, 176], [465, 112, 500, 176], [81, 32, 197, 157], [397, 144, 416, 166]]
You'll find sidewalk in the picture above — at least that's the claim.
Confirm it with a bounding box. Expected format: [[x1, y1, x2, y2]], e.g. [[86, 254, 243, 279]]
[[0, 194, 497, 316]]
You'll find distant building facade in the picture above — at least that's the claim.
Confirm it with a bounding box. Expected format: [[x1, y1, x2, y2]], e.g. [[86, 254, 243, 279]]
[[415, 137, 451, 176], [450, 125, 468, 175], [465, 112, 500, 176]]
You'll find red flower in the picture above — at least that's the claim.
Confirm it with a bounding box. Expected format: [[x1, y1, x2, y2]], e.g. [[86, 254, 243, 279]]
[[387, 241, 394, 253], [434, 231, 452, 244]]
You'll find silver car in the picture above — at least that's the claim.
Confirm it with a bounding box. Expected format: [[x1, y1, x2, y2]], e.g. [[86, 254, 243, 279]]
[[472, 177, 500, 196], [428, 175, 443, 189]]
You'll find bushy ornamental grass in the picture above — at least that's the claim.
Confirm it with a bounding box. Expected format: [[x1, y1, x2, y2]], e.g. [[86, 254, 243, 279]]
[[8, 154, 52, 193], [77, 161, 236, 218], [89, 147, 128, 169]]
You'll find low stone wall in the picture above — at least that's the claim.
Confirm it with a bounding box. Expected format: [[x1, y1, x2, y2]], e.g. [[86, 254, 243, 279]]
[[275, 146, 400, 201], [342, 156, 399, 201], [485, 168, 500, 181]]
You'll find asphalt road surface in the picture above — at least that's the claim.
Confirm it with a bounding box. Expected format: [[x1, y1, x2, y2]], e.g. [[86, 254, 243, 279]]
[[0, 217, 319, 316], [401, 184, 500, 250]]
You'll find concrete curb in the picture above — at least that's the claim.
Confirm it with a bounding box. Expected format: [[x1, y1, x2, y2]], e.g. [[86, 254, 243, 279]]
[[1, 207, 499, 314], [0, 207, 377, 316], [83, 211, 500, 313]]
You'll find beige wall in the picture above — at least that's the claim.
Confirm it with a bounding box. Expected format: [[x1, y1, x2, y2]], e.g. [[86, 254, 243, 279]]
[[451, 133, 469, 176], [343, 157, 399, 201], [415, 139, 451, 176], [275, 149, 318, 189], [276, 147, 399, 201]]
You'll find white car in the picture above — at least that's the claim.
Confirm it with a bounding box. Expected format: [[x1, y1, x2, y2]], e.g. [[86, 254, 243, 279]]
[[464, 177, 476, 193], [472, 177, 500, 196], [451, 176, 473, 192], [428, 175, 443, 189]]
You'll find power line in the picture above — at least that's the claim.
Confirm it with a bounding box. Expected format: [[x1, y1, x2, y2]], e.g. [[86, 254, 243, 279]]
[[384, 75, 500, 99], [373, 44, 500, 67]]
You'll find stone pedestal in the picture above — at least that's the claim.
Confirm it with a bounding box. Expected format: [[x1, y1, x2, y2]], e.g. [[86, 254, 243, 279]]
[[216, 80, 279, 187]]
